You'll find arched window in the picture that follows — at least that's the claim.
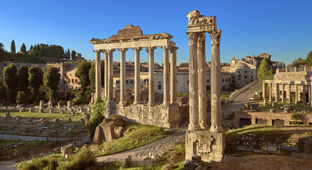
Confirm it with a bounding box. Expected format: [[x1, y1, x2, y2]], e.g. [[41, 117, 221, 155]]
[[144, 79, 149, 85]]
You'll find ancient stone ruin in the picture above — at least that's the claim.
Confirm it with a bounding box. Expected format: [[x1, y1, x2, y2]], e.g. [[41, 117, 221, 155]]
[[184, 10, 225, 162]]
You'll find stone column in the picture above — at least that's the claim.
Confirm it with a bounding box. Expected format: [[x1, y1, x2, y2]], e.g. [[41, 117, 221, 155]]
[[275, 83, 279, 102], [148, 47, 156, 106], [162, 46, 170, 106], [107, 49, 115, 103], [197, 32, 207, 129], [119, 48, 128, 106], [133, 47, 142, 104], [104, 51, 108, 98], [210, 30, 222, 133], [187, 32, 199, 130], [170, 47, 178, 104], [288, 84, 291, 103], [310, 84, 312, 106], [282, 84, 285, 102], [262, 81, 266, 103], [269, 83, 272, 102], [295, 84, 298, 103], [95, 50, 101, 99], [303, 84, 306, 105]]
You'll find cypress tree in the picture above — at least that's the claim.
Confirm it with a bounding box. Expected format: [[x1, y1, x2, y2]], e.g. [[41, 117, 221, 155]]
[[20, 43, 26, 54], [11, 40, 16, 54]]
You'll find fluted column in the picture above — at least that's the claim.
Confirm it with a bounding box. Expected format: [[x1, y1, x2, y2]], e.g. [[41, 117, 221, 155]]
[[148, 47, 156, 106], [303, 84, 306, 105], [187, 32, 199, 131], [107, 49, 115, 103], [119, 48, 128, 106], [104, 51, 108, 98], [282, 84, 285, 102], [275, 83, 279, 102], [288, 84, 291, 103], [95, 50, 101, 99], [210, 30, 222, 133], [133, 47, 142, 104], [262, 81, 266, 103], [170, 47, 178, 104], [295, 84, 298, 103], [162, 46, 170, 106], [197, 32, 207, 129]]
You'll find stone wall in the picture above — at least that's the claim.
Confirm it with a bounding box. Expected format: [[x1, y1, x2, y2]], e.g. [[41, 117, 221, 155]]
[[116, 103, 181, 128], [234, 111, 312, 128]]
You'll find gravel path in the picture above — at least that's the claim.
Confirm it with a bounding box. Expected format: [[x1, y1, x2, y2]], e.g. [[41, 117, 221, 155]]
[[0, 134, 71, 141]]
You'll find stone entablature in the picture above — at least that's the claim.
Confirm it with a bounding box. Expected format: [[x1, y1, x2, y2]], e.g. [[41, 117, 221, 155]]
[[116, 104, 180, 128]]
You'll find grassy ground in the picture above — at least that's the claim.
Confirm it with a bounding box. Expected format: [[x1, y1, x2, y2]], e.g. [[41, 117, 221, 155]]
[[0, 109, 86, 137], [0, 139, 49, 159], [94, 122, 174, 156]]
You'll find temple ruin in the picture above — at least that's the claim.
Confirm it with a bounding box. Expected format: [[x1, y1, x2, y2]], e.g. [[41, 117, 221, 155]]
[[184, 10, 225, 162], [89, 25, 181, 128]]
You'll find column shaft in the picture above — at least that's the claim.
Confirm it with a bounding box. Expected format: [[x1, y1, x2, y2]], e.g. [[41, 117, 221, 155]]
[[133, 48, 142, 104], [263, 81, 266, 103], [95, 51, 101, 99], [303, 84, 306, 105], [295, 84, 298, 103], [269, 83, 272, 101], [282, 84, 285, 102], [275, 83, 279, 102], [148, 47, 156, 105], [197, 33, 207, 129], [210, 30, 222, 133], [162, 46, 169, 105], [187, 32, 199, 130], [107, 50, 115, 102], [104, 52, 108, 98], [288, 84, 291, 103], [170, 47, 177, 104], [119, 48, 127, 105]]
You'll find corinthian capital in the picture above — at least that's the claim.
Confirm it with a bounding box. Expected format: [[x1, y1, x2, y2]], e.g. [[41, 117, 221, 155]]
[[210, 30, 221, 45], [197, 33, 206, 47], [187, 33, 197, 45]]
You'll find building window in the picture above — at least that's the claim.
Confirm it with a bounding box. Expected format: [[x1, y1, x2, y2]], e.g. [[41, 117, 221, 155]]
[[187, 80, 189, 84], [238, 71, 240, 73], [251, 71, 253, 73], [251, 76, 253, 79], [222, 79, 224, 82], [245, 76, 247, 79], [207, 79, 209, 83], [130, 80, 134, 84], [126, 80, 129, 84], [232, 76, 234, 79], [245, 71, 247, 73], [144, 79, 149, 85], [72, 79, 74, 83], [158, 84, 161, 90], [116, 80, 120, 84]]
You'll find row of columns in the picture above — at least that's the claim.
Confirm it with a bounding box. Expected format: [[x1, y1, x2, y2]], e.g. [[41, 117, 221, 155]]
[[95, 46, 178, 108], [187, 30, 222, 133], [263, 82, 312, 106]]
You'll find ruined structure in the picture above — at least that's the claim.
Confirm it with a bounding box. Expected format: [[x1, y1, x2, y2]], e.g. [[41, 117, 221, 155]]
[[90, 25, 181, 128], [185, 10, 225, 162]]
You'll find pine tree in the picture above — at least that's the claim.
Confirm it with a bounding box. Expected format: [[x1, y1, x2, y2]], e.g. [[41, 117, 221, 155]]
[[11, 40, 16, 54], [306, 51, 312, 66]]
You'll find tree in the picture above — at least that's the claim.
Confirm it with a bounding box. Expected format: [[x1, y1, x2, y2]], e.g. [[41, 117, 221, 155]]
[[71, 50, 76, 60], [20, 43, 26, 54], [28, 66, 43, 103], [257, 58, 273, 79], [0, 43, 4, 52], [86, 98, 106, 138], [76, 61, 92, 90], [17, 65, 29, 93], [0, 78, 7, 105], [3, 63, 18, 105], [16, 91, 27, 105], [306, 51, 312, 66], [11, 40, 16, 54], [43, 66, 60, 100]]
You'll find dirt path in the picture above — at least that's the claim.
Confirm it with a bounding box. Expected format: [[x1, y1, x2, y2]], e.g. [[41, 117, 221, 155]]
[[96, 129, 186, 163]]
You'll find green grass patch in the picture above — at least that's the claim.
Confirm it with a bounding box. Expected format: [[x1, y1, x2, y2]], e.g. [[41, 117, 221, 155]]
[[96, 123, 174, 156]]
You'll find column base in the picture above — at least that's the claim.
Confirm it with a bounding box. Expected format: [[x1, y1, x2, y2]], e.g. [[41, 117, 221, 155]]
[[162, 101, 169, 107], [119, 101, 126, 107], [185, 130, 225, 163], [209, 126, 223, 133]]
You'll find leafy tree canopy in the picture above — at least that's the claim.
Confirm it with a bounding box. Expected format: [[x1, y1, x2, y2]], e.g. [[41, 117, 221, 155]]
[[306, 51, 312, 66], [257, 58, 273, 79], [76, 61, 92, 90]]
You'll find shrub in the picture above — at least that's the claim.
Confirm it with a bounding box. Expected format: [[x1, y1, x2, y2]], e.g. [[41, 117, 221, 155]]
[[291, 109, 301, 124], [63, 148, 96, 170], [86, 98, 106, 138]]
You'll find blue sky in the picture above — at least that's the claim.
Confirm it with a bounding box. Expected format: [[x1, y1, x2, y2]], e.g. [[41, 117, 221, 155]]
[[1, 0, 311, 65]]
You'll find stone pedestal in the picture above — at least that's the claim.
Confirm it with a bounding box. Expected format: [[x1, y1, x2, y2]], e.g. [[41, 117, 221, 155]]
[[185, 130, 225, 162]]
